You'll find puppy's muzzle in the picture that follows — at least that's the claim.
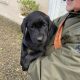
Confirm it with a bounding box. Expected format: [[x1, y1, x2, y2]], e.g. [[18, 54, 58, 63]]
[[37, 36, 43, 42]]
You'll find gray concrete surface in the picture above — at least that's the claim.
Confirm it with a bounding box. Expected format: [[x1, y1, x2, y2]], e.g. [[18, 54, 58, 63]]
[[0, 15, 29, 80]]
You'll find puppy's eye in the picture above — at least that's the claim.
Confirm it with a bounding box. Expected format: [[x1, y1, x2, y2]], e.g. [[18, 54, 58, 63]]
[[31, 26, 34, 28], [43, 24, 47, 27], [31, 25, 37, 29]]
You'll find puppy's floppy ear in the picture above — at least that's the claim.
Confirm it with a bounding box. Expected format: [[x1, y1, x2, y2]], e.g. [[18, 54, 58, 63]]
[[49, 21, 57, 35], [44, 16, 52, 31], [21, 17, 28, 35], [47, 18, 57, 40]]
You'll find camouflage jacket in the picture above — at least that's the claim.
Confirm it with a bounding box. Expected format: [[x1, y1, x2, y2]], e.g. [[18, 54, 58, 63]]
[[27, 12, 80, 80]]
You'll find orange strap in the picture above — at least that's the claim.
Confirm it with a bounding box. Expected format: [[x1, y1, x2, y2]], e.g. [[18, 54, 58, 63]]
[[54, 19, 65, 49]]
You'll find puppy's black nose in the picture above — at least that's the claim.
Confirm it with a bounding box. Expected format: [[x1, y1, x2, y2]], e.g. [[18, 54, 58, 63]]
[[37, 36, 43, 42]]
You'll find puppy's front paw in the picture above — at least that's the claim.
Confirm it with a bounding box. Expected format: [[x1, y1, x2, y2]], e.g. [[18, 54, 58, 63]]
[[22, 65, 29, 71], [20, 58, 30, 71]]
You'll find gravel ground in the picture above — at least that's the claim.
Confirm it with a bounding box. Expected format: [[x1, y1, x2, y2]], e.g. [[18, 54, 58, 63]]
[[0, 16, 29, 80]]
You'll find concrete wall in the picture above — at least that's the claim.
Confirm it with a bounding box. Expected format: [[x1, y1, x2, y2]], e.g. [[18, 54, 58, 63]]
[[35, 0, 48, 14], [48, 0, 67, 20], [0, 0, 48, 24]]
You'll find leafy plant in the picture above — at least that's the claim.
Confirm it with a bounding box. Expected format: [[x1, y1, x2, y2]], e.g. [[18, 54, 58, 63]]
[[19, 0, 39, 16]]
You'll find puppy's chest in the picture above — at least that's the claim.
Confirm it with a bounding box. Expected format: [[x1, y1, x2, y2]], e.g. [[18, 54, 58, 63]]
[[27, 48, 44, 57], [27, 48, 41, 54], [27, 48, 34, 54]]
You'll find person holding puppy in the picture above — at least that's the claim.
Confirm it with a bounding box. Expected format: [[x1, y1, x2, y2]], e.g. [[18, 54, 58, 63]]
[[27, 0, 80, 80]]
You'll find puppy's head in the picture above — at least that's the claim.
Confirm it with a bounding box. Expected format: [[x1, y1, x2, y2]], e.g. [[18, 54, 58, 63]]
[[21, 11, 53, 50]]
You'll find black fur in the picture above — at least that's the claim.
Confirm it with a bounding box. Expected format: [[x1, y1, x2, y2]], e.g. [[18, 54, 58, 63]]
[[20, 11, 57, 71]]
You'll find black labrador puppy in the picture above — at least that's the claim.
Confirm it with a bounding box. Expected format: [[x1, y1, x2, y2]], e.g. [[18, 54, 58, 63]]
[[20, 11, 57, 71]]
